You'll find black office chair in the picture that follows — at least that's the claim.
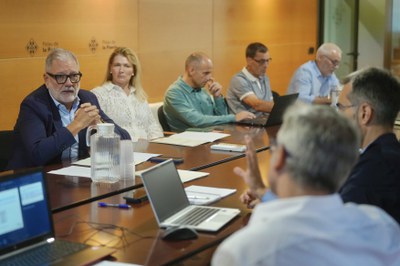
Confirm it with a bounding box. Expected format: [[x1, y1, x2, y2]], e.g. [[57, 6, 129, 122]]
[[157, 105, 171, 132], [0, 130, 14, 172]]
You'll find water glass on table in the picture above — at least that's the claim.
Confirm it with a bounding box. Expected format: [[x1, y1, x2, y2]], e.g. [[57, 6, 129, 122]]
[[329, 86, 340, 108], [120, 140, 135, 181]]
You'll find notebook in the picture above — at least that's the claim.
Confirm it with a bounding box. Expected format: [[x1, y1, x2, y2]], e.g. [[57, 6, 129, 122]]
[[140, 160, 240, 232], [0, 168, 114, 266], [238, 93, 299, 126]]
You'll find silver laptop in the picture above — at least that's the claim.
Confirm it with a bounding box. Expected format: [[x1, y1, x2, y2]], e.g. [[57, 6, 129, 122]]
[[0, 168, 114, 266], [238, 93, 299, 126], [140, 160, 240, 232]]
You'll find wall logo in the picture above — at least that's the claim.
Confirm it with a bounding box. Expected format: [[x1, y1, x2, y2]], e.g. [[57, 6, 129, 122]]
[[89, 38, 98, 53], [42, 41, 59, 53], [26, 39, 38, 56], [102, 40, 117, 50]]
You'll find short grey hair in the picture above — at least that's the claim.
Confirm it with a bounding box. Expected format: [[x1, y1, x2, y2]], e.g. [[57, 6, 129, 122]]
[[45, 48, 79, 72], [317, 43, 342, 57], [277, 103, 360, 193]]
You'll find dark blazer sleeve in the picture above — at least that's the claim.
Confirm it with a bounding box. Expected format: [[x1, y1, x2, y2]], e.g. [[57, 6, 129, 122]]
[[8, 86, 77, 169]]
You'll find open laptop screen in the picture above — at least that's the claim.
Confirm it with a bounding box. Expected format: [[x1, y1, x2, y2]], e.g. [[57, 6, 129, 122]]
[[140, 160, 190, 223], [0, 169, 53, 255]]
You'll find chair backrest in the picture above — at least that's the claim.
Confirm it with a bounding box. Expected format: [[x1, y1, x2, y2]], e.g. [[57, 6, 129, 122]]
[[0, 130, 14, 172], [157, 105, 171, 132]]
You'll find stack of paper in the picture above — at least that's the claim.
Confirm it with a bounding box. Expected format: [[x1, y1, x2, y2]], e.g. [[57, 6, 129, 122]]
[[151, 131, 230, 147], [185, 185, 236, 205], [49, 167, 209, 182], [72, 152, 161, 167], [135, 169, 209, 183]]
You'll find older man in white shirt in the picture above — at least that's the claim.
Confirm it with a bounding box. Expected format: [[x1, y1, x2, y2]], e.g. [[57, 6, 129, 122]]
[[212, 103, 400, 266]]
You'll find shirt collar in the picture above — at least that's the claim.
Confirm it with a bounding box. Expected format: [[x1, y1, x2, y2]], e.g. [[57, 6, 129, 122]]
[[177, 76, 200, 93], [311, 61, 325, 79], [49, 91, 80, 112], [104, 81, 136, 94], [242, 67, 261, 82], [359, 133, 395, 154]]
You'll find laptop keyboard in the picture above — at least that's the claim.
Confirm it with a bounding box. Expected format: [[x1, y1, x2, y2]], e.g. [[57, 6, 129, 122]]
[[1, 240, 87, 266], [173, 207, 219, 226]]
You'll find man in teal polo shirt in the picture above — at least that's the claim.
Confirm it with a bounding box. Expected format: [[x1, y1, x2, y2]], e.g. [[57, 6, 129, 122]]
[[163, 52, 255, 132]]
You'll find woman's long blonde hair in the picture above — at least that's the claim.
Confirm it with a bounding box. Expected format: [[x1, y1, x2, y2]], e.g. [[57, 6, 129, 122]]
[[105, 47, 147, 101]]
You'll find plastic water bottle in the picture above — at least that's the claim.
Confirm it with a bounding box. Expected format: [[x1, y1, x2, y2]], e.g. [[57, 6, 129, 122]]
[[86, 123, 120, 183], [120, 140, 135, 181]]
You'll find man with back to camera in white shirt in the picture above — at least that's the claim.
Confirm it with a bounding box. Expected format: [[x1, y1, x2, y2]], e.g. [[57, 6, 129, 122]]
[[212, 103, 400, 266]]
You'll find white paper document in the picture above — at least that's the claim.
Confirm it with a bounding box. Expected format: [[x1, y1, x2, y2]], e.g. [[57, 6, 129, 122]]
[[135, 169, 209, 183], [175, 131, 230, 142], [177, 169, 209, 183], [48, 165, 91, 178], [151, 131, 230, 147], [48, 165, 209, 181], [185, 185, 236, 205], [72, 152, 161, 167]]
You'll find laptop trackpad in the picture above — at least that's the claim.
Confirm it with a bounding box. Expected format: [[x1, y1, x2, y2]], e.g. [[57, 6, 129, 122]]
[[209, 214, 233, 223]]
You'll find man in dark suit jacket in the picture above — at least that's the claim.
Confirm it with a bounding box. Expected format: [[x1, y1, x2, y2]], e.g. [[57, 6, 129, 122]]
[[337, 67, 400, 223], [7, 48, 130, 170]]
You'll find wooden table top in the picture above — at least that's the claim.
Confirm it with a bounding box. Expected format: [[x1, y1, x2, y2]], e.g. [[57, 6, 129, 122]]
[[53, 150, 271, 265], [47, 124, 278, 213]]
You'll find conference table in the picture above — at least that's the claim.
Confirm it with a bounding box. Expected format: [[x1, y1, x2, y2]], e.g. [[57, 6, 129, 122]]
[[43, 123, 275, 265], [52, 151, 272, 265], [46, 124, 279, 213], [21, 120, 400, 265]]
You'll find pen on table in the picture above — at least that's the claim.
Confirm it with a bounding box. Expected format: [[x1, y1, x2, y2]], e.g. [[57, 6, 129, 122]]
[[187, 195, 210, 200], [98, 202, 131, 209]]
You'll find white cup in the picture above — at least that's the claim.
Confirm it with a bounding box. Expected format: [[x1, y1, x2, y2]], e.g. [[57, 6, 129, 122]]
[[120, 140, 135, 181], [329, 87, 340, 107]]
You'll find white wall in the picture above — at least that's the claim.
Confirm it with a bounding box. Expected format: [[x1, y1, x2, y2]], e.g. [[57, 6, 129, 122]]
[[357, 0, 386, 68]]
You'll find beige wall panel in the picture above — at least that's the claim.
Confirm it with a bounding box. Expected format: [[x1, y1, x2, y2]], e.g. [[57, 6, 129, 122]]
[[0, 58, 44, 129], [139, 50, 195, 103], [138, 0, 213, 102], [213, 0, 318, 95], [0, 0, 318, 130], [78, 55, 110, 89], [0, 0, 139, 130], [0, 0, 138, 58]]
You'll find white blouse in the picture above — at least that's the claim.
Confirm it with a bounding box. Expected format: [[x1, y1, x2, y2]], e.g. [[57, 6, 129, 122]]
[[92, 82, 163, 141]]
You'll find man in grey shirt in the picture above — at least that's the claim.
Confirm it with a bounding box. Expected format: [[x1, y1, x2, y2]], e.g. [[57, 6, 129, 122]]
[[227, 42, 274, 116]]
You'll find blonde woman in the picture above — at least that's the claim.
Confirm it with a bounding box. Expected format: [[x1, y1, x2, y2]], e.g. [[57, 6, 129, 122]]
[[92, 47, 163, 141]]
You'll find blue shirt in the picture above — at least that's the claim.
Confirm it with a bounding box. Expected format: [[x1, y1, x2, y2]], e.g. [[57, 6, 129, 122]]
[[261, 190, 277, 202], [50, 95, 80, 161], [163, 77, 235, 132], [287, 61, 339, 103]]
